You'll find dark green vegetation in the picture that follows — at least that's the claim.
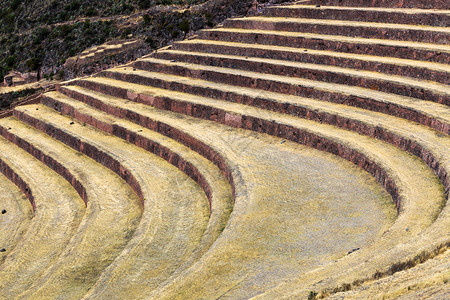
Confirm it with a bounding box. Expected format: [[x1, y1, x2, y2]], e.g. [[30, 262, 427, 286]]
[[0, 0, 205, 81], [2, 0, 290, 81], [0, 88, 41, 110]]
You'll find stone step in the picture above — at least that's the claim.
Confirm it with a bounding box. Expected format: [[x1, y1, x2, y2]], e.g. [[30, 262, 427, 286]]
[[60, 85, 450, 300], [0, 117, 142, 299], [71, 86, 446, 299], [87, 59, 448, 299], [12, 103, 213, 299], [306, 0, 449, 10], [55, 81, 426, 299], [198, 28, 450, 63], [173, 40, 449, 84], [96, 67, 449, 134], [224, 17, 450, 44], [264, 5, 450, 27], [71, 75, 450, 196], [150, 50, 449, 104], [38, 89, 234, 298], [51, 87, 236, 195], [0, 173, 33, 265], [71, 75, 449, 214], [0, 136, 85, 298]]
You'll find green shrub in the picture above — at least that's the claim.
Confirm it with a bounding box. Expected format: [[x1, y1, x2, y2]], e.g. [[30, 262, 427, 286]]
[[57, 24, 73, 38], [65, 1, 81, 12], [69, 47, 77, 57], [178, 19, 189, 34], [142, 14, 151, 25], [85, 6, 98, 17], [57, 69, 65, 80], [145, 36, 157, 48], [36, 27, 50, 40], [121, 2, 134, 14], [25, 58, 40, 71], [121, 27, 132, 38], [308, 291, 318, 300], [138, 0, 151, 9], [205, 12, 213, 27], [50, 0, 58, 9], [5, 55, 16, 68], [0, 65, 8, 82], [11, 0, 21, 11]]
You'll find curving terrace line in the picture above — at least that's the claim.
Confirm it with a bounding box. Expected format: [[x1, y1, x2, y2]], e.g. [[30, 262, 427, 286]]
[[265, 5, 450, 26], [46, 77, 445, 298], [70, 75, 450, 199], [64, 3, 448, 295], [0, 117, 142, 299], [0, 173, 33, 266], [172, 40, 450, 83], [12, 103, 227, 299], [0, 137, 85, 298], [223, 17, 450, 44], [98, 67, 450, 134], [149, 51, 450, 103], [0, 0, 447, 298], [34, 91, 235, 298], [198, 28, 450, 63]]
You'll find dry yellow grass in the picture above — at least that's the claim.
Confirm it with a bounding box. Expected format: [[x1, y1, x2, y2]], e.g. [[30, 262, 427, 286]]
[[0, 80, 53, 95], [0, 173, 33, 265], [68, 73, 448, 298], [327, 248, 449, 299], [49, 81, 448, 298], [14, 103, 213, 300], [0, 136, 85, 298], [40, 88, 398, 298], [0, 117, 142, 299]]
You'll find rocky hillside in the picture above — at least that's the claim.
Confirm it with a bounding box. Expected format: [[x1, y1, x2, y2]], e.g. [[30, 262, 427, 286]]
[[0, 0, 292, 82]]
